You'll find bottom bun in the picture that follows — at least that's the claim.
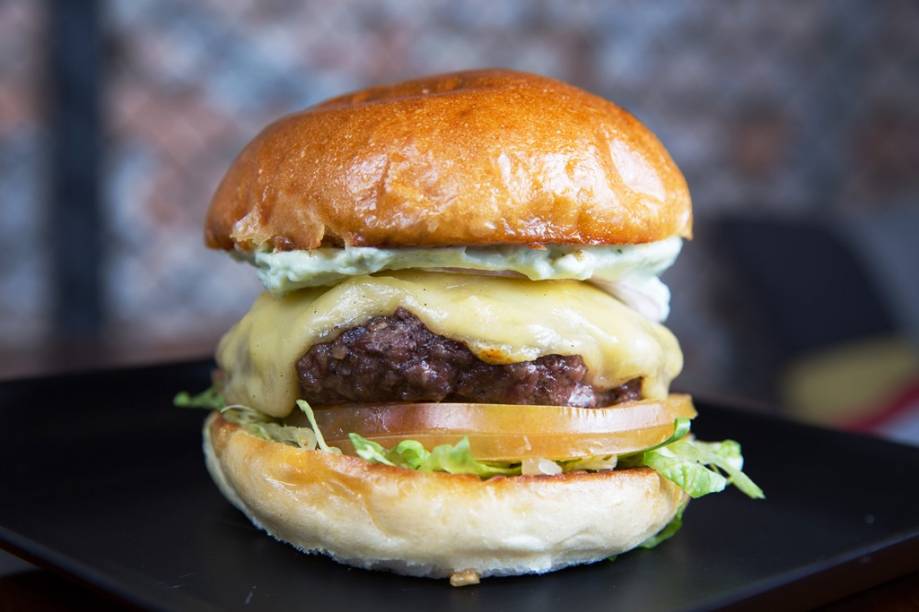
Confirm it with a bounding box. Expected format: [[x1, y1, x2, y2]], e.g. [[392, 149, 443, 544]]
[[204, 412, 687, 579]]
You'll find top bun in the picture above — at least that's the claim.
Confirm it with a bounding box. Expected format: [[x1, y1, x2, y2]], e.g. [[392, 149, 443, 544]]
[[205, 69, 692, 251]]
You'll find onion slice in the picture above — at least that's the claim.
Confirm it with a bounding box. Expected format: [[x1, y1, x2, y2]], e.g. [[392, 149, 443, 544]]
[[289, 395, 696, 461]]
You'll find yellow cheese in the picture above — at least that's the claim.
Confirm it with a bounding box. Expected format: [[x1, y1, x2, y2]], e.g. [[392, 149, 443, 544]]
[[217, 271, 683, 417]]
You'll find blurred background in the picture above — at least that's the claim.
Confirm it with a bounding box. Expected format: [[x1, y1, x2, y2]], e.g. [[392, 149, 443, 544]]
[[1, 0, 917, 442]]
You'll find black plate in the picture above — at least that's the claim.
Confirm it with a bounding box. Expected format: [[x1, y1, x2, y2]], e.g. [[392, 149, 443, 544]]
[[1, 361, 917, 611]]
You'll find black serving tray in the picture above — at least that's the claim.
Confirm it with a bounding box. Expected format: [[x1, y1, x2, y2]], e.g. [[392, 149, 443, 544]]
[[1, 361, 917, 611]]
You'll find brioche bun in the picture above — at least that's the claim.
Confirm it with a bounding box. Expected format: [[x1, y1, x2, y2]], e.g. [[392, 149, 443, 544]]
[[205, 69, 691, 252], [204, 413, 687, 578]]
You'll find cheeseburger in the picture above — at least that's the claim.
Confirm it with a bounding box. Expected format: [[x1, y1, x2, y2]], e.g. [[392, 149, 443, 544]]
[[177, 69, 762, 583]]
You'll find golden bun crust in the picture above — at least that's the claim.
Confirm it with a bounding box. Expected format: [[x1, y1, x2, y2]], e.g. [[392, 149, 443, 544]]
[[204, 413, 687, 578], [205, 69, 692, 251]]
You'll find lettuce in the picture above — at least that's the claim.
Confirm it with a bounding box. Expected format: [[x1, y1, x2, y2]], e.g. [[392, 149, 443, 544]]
[[296, 400, 337, 452], [221, 404, 319, 450], [634, 436, 765, 549], [174, 387, 321, 451], [643, 417, 692, 451], [174, 387, 224, 410], [176, 389, 763, 501], [558, 455, 618, 472], [349, 434, 519, 477], [239, 419, 318, 449], [639, 502, 687, 549], [624, 436, 764, 499]]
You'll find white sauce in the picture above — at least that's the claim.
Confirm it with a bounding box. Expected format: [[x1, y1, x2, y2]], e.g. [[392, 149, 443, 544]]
[[238, 237, 682, 321]]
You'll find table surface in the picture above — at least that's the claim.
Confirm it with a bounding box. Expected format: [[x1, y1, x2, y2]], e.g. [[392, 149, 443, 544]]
[[2, 360, 918, 611], [4, 553, 919, 611]]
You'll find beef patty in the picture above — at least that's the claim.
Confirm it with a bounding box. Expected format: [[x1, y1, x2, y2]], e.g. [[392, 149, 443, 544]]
[[297, 308, 641, 407]]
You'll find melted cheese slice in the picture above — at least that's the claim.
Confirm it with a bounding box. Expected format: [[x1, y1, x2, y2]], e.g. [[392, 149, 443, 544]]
[[217, 271, 683, 417]]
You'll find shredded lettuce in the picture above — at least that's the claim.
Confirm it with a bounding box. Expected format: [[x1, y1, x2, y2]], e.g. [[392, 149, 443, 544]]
[[176, 388, 763, 501], [559, 455, 618, 472], [555, 418, 690, 473], [349, 434, 519, 477], [635, 417, 692, 454], [175, 387, 320, 450], [241, 419, 318, 449], [222, 405, 320, 450], [174, 387, 225, 410], [639, 502, 688, 549], [623, 436, 764, 499], [296, 399, 338, 452]]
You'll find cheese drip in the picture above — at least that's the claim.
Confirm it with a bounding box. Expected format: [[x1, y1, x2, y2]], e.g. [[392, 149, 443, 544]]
[[217, 272, 683, 418]]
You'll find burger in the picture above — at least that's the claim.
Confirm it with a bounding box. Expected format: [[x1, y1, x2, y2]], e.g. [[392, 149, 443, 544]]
[[176, 69, 762, 585]]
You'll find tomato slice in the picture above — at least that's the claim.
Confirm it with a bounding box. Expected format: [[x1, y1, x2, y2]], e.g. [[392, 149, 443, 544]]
[[289, 395, 695, 461]]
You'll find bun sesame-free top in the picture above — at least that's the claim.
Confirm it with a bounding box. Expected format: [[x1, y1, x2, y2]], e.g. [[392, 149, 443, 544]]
[[205, 69, 691, 251]]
